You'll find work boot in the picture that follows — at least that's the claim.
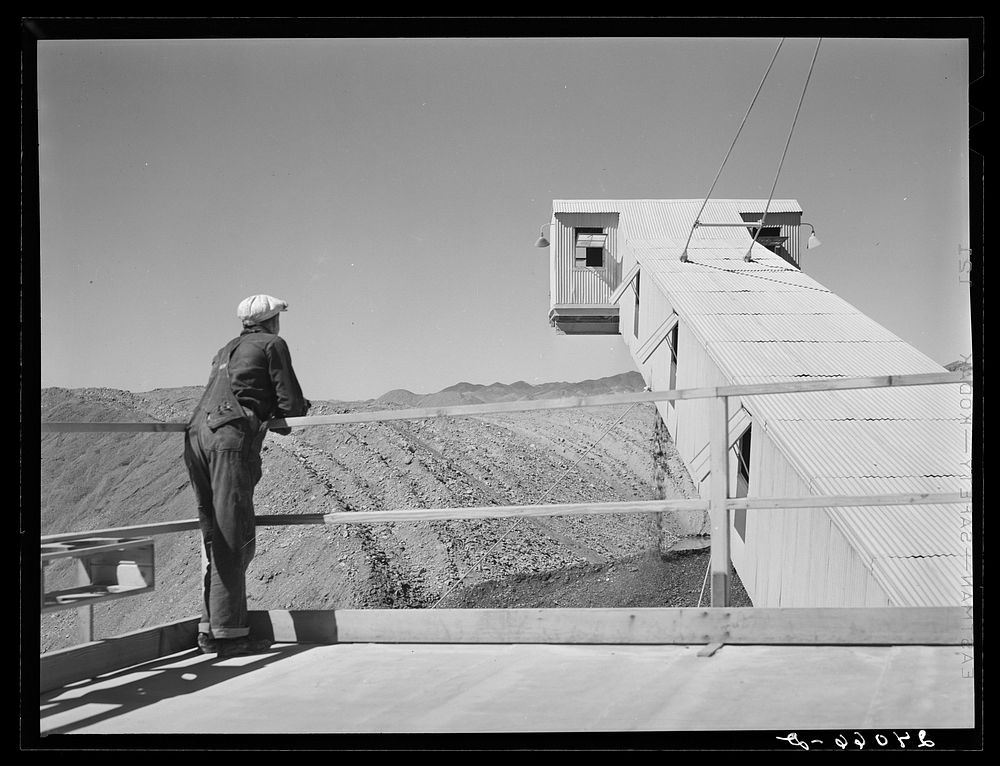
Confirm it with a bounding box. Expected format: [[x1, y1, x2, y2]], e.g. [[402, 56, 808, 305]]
[[197, 632, 218, 654], [197, 632, 273, 657], [214, 636, 274, 658]]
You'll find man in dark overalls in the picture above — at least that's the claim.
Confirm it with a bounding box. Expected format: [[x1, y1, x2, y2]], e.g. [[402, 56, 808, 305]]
[[184, 294, 311, 657]]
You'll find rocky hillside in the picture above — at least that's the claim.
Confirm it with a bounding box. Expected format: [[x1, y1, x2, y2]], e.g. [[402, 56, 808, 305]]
[[40, 373, 749, 653]]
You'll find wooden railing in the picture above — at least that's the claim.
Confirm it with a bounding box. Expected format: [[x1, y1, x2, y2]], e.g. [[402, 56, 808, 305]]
[[41, 370, 971, 641], [41, 371, 962, 433]]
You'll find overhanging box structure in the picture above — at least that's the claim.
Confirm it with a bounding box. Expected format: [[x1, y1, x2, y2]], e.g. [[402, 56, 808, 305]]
[[41, 537, 155, 611], [544, 199, 968, 609]]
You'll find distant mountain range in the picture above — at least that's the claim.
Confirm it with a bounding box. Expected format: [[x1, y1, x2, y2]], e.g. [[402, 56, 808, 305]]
[[375, 357, 973, 407], [376, 371, 645, 407]]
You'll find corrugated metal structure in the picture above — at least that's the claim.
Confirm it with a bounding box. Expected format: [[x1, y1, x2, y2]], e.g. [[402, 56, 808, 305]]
[[545, 199, 969, 608], [548, 212, 622, 333]]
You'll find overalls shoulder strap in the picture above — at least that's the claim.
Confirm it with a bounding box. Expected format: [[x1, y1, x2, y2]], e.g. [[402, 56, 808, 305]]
[[188, 335, 251, 430]]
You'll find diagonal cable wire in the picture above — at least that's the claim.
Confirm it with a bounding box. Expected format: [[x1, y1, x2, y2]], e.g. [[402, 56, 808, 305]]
[[430, 399, 647, 609], [680, 38, 784, 262], [697, 555, 711, 608], [745, 38, 823, 262], [681, 256, 832, 293]]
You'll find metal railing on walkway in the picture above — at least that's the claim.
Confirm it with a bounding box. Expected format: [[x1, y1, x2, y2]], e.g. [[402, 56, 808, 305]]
[[40, 370, 972, 646]]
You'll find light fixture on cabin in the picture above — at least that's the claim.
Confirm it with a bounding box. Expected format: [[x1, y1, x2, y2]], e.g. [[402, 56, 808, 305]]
[[803, 223, 822, 250], [535, 223, 554, 248]]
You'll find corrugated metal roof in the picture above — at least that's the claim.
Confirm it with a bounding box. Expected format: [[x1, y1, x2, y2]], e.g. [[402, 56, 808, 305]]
[[804, 479, 967, 607], [830, 505, 964, 557], [772, 420, 967, 478], [647, 268, 828, 295], [744, 385, 965, 422], [627, 237, 767, 251], [572, 198, 971, 607], [555, 198, 804, 216], [872, 556, 967, 607], [635, 245, 802, 269], [695, 314, 902, 343], [708, 340, 942, 380], [810, 475, 971, 496], [677, 248, 802, 268], [669, 272, 808, 294], [815, 476, 967, 559], [669, 290, 860, 316]]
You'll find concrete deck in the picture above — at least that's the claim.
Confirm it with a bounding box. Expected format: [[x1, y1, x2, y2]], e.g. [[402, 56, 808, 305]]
[[39, 642, 975, 735]]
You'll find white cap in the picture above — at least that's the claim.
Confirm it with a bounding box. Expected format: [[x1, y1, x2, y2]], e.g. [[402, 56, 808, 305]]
[[237, 294, 288, 324]]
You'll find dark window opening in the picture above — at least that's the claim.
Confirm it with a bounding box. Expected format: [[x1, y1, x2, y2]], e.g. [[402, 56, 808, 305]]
[[733, 426, 752, 541], [633, 272, 641, 338], [575, 226, 606, 268], [667, 325, 679, 391], [748, 225, 790, 256]]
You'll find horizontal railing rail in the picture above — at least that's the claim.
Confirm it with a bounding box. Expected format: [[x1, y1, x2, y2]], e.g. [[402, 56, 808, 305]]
[[40, 371, 966, 433], [40, 491, 969, 545]]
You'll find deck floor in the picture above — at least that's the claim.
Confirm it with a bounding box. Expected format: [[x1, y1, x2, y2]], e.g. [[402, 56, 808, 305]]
[[38, 642, 974, 736]]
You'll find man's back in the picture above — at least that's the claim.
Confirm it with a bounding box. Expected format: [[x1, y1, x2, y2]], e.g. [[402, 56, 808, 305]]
[[228, 326, 309, 423]]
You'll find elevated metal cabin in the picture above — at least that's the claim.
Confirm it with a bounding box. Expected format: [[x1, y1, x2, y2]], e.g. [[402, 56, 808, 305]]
[[543, 207, 622, 334], [543, 199, 805, 335], [543, 198, 968, 610]]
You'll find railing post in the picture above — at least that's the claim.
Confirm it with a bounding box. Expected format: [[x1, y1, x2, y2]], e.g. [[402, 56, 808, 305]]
[[709, 395, 731, 607], [78, 605, 94, 644], [76, 558, 94, 643]]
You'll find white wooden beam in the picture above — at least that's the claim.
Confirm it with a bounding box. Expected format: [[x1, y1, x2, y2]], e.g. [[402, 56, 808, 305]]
[[40, 616, 200, 694], [42, 520, 201, 544], [39, 372, 967, 433], [40, 422, 188, 433], [270, 371, 968, 428], [40, 607, 967, 694], [245, 607, 970, 646], [709, 396, 731, 607], [608, 261, 641, 305], [41, 492, 968, 544], [637, 313, 680, 364], [318, 499, 708, 526], [730, 492, 970, 511]]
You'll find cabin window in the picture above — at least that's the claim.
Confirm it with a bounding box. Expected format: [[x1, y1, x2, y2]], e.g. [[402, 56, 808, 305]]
[[666, 323, 680, 424], [733, 426, 752, 541], [747, 225, 788, 255], [633, 272, 641, 338], [667, 324, 679, 391], [575, 227, 606, 268]]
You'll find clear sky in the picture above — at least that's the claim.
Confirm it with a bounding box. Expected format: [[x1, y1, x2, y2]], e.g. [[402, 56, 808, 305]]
[[34, 31, 974, 401]]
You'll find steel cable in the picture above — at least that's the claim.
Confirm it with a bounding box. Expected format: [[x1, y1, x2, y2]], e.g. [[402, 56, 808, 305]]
[[745, 38, 823, 261], [680, 38, 784, 261]]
